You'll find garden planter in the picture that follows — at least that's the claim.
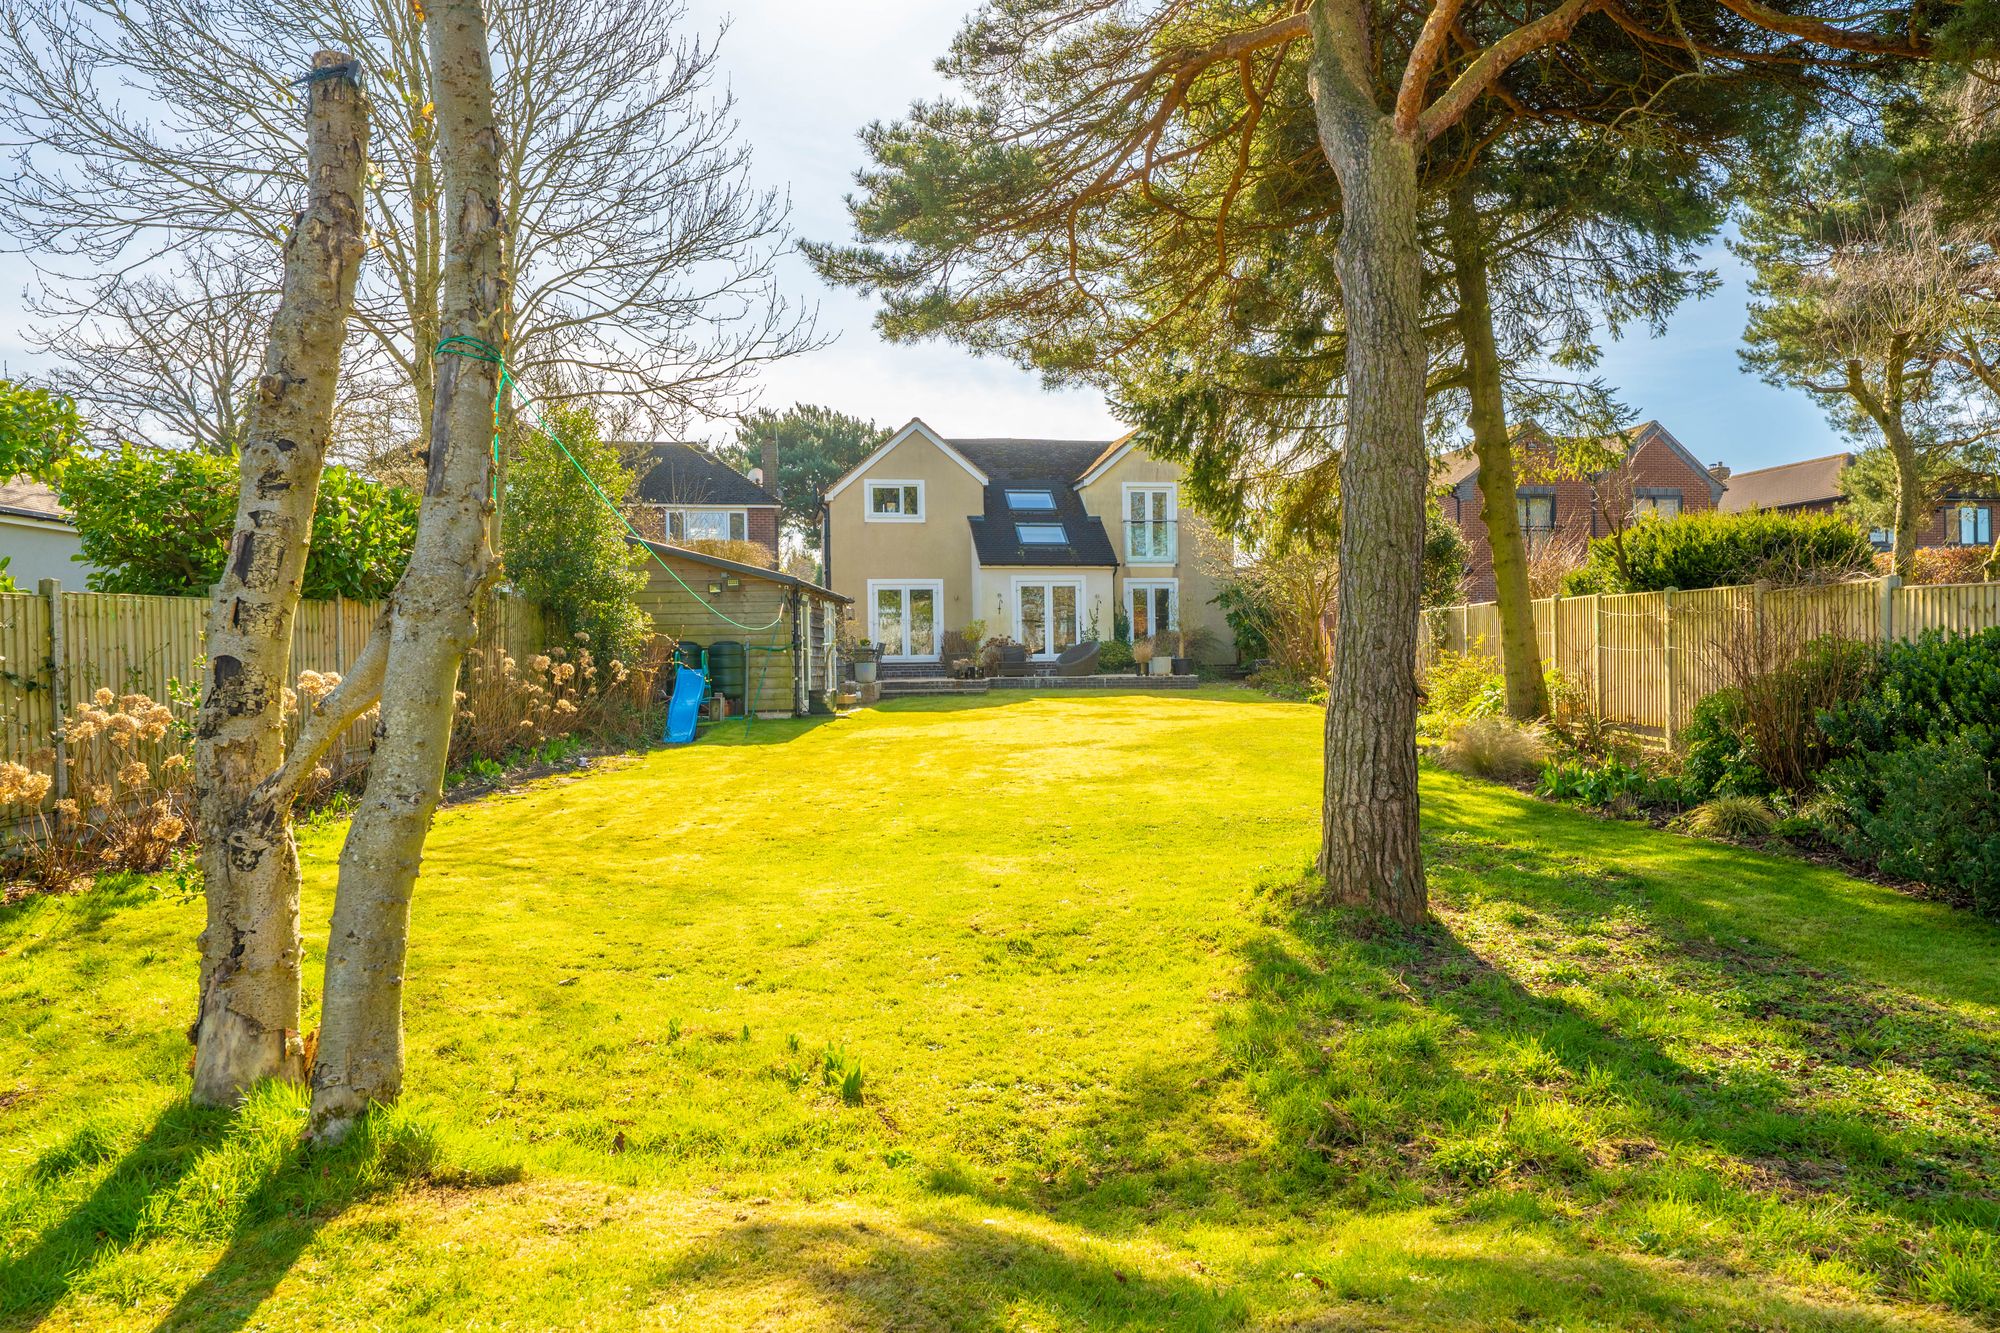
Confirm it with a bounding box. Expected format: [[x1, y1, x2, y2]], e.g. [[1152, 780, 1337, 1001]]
[[1171, 657, 1192, 675], [854, 657, 879, 685], [1147, 657, 1172, 676]]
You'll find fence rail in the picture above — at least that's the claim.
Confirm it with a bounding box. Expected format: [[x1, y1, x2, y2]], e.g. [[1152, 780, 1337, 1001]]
[[1424, 575, 2000, 736], [0, 581, 552, 825]]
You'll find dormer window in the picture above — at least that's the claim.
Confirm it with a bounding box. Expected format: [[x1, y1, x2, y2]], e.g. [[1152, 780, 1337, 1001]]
[[1016, 522, 1067, 545], [1006, 488, 1056, 510]]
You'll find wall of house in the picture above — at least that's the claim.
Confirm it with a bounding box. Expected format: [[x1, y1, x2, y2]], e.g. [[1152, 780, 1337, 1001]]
[[627, 504, 782, 565], [635, 553, 797, 716], [826, 430, 988, 641], [970, 565, 1116, 652], [1446, 433, 1722, 603], [0, 516, 90, 589], [1076, 449, 1236, 661]]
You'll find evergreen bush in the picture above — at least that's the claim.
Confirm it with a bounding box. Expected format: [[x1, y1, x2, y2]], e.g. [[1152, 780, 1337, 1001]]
[[1561, 510, 1876, 595]]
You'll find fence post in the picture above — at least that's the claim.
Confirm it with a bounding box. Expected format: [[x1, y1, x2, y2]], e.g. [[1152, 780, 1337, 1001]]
[[1878, 573, 1900, 644], [1662, 588, 1679, 741], [1593, 594, 1606, 716], [1549, 594, 1564, 678], [39, 578, 67, 808]]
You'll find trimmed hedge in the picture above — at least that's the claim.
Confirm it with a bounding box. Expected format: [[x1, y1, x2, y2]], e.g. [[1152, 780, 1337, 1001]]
[[1561, 509, 1877, 595]]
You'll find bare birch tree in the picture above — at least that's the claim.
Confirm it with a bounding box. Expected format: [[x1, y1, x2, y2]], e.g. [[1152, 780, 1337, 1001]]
[[191, 50, 369, 1106], [309, 0, 507, 1138], [0, 0, 811, 436]]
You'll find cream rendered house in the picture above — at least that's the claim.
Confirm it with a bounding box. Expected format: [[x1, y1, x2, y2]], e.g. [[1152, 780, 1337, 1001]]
[[821, 419, 1232, 667]]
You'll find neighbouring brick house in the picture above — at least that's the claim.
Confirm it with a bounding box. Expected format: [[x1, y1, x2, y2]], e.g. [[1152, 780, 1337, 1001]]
[[1438, 420, 1727, 602], [627, 442, 784, 564], [1720, 452, 2000, 554]]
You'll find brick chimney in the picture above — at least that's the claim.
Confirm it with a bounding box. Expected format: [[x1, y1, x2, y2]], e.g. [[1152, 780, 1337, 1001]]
[[1708, 461, 1732, 482], [760, 437, 780, 503]]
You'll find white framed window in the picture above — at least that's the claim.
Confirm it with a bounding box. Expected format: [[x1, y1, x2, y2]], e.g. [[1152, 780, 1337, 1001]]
[[1124, 483, 1176, 563], [866, 480, 925, 522], [1012, 576, 1084, 658], [666, 507, 747, 543], [867, 580, 942, 660], [1126, 579, 1177, 640], [1005, 488, 1056, 510], [1016, 522, 1067, 545], [1954, 504, 1992, 546]]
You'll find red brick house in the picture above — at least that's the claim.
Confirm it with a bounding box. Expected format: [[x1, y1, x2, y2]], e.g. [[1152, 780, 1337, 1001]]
[[1439, 420, 1727, 602], [627, 442, 784, 564], [1720, 452, 1999, 554]]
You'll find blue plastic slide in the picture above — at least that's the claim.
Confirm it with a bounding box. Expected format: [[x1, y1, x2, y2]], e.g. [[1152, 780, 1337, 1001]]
[[663, 663, 707, 744]]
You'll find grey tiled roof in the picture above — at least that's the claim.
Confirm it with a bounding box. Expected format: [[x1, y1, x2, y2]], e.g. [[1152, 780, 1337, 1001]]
[[631, 442, 780, 507], [949, 438, 1121, 567]]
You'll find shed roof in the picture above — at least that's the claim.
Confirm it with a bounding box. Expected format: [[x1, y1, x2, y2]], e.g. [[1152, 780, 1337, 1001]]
[[629, 537, 850, 603]]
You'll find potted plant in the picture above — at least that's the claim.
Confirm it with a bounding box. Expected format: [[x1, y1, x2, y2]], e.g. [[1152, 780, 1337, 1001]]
[[851, 637, 880, 685]]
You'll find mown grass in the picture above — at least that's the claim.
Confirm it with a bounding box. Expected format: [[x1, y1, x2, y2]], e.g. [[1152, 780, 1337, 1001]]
[[1, 687, 1996, 1330]]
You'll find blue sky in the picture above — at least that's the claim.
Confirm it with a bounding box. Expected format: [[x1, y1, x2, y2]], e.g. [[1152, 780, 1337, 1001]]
[[3, 0, 1846, 472]]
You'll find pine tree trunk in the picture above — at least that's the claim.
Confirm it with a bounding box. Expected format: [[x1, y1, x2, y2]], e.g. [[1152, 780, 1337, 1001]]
[[308, 0, 506, 1138], [191, 51, 368, 1106], [1446, 181, 1548, 720], [1887, 428, 1922, 582], [1307, 9, 1428, 925]]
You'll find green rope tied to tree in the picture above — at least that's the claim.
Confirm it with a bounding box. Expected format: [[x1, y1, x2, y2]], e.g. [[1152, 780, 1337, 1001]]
[[433, 334, 789, 634]]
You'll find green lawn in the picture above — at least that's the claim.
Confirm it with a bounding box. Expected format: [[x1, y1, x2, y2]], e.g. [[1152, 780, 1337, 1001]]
[[3, 687, 1997, 1330]]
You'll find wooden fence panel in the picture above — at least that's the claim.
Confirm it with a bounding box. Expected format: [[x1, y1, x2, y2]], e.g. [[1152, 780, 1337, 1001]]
[[1426, 575, 2000, 737], [0, 593, 52, 770], [1598, 591, 1668, 732], [1896, 581, 2000, 637], [1671, 586, 1750, 733], [0, 589, 553, 832]]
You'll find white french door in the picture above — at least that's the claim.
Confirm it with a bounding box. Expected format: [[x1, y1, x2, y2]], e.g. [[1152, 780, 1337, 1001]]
[[869, 581, 941, 660], [1013, 578, 1082, 658], [1126, 580, 1177, 639]]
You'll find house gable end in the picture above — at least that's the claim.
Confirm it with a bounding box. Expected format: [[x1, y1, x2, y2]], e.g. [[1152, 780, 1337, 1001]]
[[823, 418, 988, 502]]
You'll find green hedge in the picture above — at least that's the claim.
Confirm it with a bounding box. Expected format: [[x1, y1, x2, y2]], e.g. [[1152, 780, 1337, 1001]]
[[1562, 509, 1877, 595], [56, 445, 416, 599], [1819, 628, 2000, 919]]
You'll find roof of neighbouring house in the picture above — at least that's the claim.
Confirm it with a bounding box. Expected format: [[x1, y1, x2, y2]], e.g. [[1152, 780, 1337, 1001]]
[[1435, 421, 1725, 502], [629, 537, 850, 603], [630, 442, 781, 508], [1717, 453, 1855, 513], [0, 477, 71, 524], [947, 437, 1122, 567]]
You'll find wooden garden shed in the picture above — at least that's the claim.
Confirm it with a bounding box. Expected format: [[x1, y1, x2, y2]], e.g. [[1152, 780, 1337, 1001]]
[[631, 539, 849, 718]]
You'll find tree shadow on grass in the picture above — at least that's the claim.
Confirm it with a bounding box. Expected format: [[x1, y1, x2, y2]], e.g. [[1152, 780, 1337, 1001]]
[[918, 828, 1998, 1321], [0, 1088, 519, 1333], [0, 1098, 230, 1327], [640, 1210, 1249, 1330], [635, 1208, 1908, 1331]]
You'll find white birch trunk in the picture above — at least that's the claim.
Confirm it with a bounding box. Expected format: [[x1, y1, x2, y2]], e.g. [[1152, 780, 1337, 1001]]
[[191, 52, 369, 1105], [309, 0, 507, 1138]]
